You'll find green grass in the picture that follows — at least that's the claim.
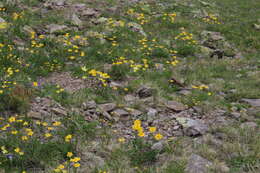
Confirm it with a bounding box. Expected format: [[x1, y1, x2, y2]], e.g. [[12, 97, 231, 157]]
[[0, 0, 259, 172]]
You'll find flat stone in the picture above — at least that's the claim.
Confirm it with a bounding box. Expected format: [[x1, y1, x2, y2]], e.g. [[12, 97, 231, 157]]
[[185, 154, 213, 173], [147, 108, 158, 117], [124, 94, 136, 102], [178, 89, 191, 96], [241, 99, 260, 107], [112, 109, 129, 116], [46, 24, 68, 34], [27, 111, 42, 120], [127, 108, 142, 116], [102, 111, 112, 120], [166, 101, 186, 111], [176, 117, 209, 136], [51, 108, 67, 116], [81, 8, 99, 16], [82, 100, 96, 110], [71, 13, 82, 26], [98, 103, 116, 112], [151, 141, 164, 151], [230, 112, 240, 119]]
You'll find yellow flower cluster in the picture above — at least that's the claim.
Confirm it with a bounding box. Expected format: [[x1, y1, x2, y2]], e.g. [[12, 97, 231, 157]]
[[58, 33, 87, 60], [87, 69, 111, 87], [24, 32, 46, 54], [12, 12, 23, 20], [112, 56, 150, 72], [65, 134, 72, 142], [127, 9, 149, 25], [106, 18, 125, 27], [55, 85, 65, 94], [0, 21, 8, 29], [162, 13, 177, 23], [192, 84, 209, 90], [166, 55, 180, 66], [53, 154, 81, 172], [1, 146, 24, 156], [132, 120, 163, 140], [203, 14, 221, 24], [0, 7, 6, 11], [44, 60, 62, 72], [175, 31, 197, 45], [132, 120, 145, 137]]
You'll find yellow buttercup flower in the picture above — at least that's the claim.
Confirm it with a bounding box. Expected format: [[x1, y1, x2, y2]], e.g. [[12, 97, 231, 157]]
[[65, 134, 72, 142], [73, 163, 80, 168], [67, 152, 73, 157], [70, 157, 81, 162], [149, 127, 156, 133], [33, 82, 38, 87], [118, 137, 125, 143], [45, 133, 52, 138], [154, 133, 163, 140]]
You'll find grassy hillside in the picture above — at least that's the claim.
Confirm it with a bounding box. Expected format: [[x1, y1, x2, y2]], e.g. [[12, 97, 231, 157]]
[[0, 0, 259, 172]]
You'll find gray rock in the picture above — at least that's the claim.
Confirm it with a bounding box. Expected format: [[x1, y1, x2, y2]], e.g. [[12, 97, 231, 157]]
[[71, 13, 82, 26], [46, 24, 68, 34], [230, 112, 240, 119], [98, 103, 116, 112], [82, 101, 96, 110], [110, 81, 125, 88], [241, 99, 260, 107], [80, 152, 105, 170], [94, 17, 108, 24], [102, 111, 112, 120], [200, 30, 237, 58], [166, 101, 186, 112], [178, 89, 191, 96], [51, 108, 67, 116], [136, 86, 154, 98], [124, 94, 136, 102], [54, 0, 65, 6], [151, 141, 164, 151], [128, 108, 142, 116], [240, 122, 258, 129], [176, 118, 209, 136], [147, 108, 158, 117], [72, 3, 86, 9], [185, 154, 213, 173], [112, 109, 129, 117], [27, 111, 42, 120], [254, 24, 260, 30], [81, 8, 99, 17]]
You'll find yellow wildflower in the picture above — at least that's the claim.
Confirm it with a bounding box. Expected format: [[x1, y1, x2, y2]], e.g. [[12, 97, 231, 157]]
[[73, 163, 80, 168], [65, 134, 72, 142], [67, 152, 73, 157], [45, 133, 52, 138], [149, 127, 156, 133], [154, 133, 163, 140], [118, 137, 125, 143]]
